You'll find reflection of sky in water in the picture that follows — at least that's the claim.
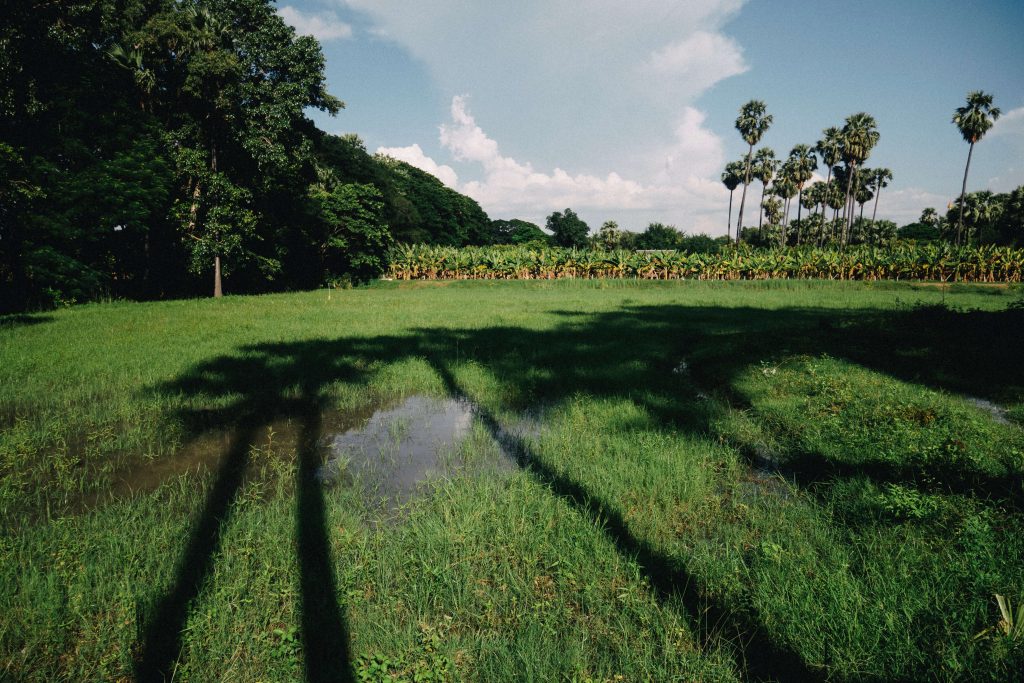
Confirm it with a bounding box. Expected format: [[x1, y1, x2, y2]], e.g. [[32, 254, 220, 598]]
[[318, 395, 479, 501]]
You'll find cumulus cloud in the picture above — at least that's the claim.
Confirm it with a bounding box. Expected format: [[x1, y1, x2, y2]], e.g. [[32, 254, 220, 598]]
[[878, 188, 952, 225], [990, 106, 1024, 141], [644, 31, 748, 95], [378, 97, 729, 231], [375, 143, 459, 188], [337, 0, 748, 172], [278, 5, 353, 41]]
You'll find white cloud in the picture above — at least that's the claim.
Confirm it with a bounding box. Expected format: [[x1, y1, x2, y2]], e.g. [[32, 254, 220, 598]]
[[644, 31, 748, 95], [990, 106, 1024, 135], [878, 188, 952, 225], [278, 5, 353, 41], [658, 107, 727, 180], [337, 0, 748, 172], [375, 143, 459, 189], [384, 97, 730, 232]]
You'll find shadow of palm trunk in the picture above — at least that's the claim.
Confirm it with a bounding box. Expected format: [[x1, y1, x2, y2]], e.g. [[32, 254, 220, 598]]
[[296, 398, 354, 683], [135, 420, 259, 682], [426, 357, 821, 683]]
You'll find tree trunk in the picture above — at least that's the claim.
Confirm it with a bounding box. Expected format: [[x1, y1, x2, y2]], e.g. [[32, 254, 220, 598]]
[[957, 141, 975, 246], [736, 143, 753, 243], [214, 255, 223, 298], [871, 186, 882, 223], [842, 164, 856, 247], [795, 188, 804, 245], [727, 190, 734, 241], [758, 182, 766, 235], [819, 166, 833, 222]]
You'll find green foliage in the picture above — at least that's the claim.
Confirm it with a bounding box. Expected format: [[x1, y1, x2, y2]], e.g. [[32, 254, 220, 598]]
[[546, 208, 590, 248], [310, 183, 392, 284], [491, 219, 547, 245], [387, 243, 1024, 282], [634, 222, 681, 250]]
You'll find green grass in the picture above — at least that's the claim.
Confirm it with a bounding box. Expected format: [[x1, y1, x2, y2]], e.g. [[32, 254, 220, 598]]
[[2, 279, 1023, 681]]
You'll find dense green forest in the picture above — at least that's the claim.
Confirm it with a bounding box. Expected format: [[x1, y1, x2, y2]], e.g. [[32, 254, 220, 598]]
[[0, 0, 504, 311]]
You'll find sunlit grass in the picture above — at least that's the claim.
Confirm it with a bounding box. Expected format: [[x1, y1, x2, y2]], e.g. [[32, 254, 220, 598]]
[[1, 279, 1022, 680]]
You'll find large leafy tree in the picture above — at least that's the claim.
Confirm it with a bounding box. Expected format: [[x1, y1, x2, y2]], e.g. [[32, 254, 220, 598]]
[[734, 100, 773, 242], [952, 91, 1001, 245], [635, 223, 682, 250], [546, 208, 590, 248]]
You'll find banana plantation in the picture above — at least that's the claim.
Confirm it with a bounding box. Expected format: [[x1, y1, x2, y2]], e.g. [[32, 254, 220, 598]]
[[388, 243, 1024, 282]]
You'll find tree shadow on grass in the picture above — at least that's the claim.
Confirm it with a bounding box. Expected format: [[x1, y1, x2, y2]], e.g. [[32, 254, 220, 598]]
[[135, 353, 360, 682], [0, 313, 53, 329], [137, 299, 1023, 681]]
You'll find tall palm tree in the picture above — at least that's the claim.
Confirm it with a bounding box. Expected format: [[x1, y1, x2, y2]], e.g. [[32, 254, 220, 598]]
[[753, 148, 778, 234], [856, 181, 874, 222], [815, 127, 842, 221], [838, 113, 880, 247], [869, 168, 893, 223], [787, 144, 818, 225], [953, 91, 1001, 245], [721, 161, 745, 240], [774, 161, 798, 246], [734, 100, 773, 243]]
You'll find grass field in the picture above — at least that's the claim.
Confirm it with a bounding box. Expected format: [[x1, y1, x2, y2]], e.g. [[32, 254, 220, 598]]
[[2, 280, 1023, 681]]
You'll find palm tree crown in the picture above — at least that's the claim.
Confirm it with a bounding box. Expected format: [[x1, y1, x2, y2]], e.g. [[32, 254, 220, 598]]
[[840, 113, 880, 166], [736, 100, 773, 147], [734, 100, 773, 241], [953, 91, 1001, 144]]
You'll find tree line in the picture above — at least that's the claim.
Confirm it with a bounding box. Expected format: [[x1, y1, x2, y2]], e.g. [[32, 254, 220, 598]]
[[720, 94, 1019, 250], [0, 0, 536, 311]]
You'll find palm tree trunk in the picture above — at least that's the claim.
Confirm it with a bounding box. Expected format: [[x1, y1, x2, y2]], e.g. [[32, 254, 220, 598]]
[[758, 183, 766, 235], [819, 166, 832, 221], [871, 186, 882, 223], [957, 141, 975, 246], [860, 201, 865, 222], [727, 190, 734, 241], [795, 188, 804, 245], [842, 165, 857, 247], [736, 143, 753, 243]]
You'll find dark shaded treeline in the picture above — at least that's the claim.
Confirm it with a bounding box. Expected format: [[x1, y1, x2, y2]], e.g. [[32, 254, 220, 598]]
[[0, 0, 503, 312]]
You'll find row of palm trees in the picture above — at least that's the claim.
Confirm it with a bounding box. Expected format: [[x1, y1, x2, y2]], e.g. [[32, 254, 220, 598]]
[[722, 108, 892, 248], [723, 92, 1002, 248]]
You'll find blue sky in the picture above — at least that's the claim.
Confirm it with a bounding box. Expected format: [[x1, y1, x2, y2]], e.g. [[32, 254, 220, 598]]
[[280, 0, 1024, 234]]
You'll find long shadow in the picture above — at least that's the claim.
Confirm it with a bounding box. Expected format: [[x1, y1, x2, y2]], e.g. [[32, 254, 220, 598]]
[[137, 299, 1023, 681], [295, 394, 353, 682], [425, 357, 819, 682], [0, 313, 53, 329], [135, 354, 357, 681], [135, 418, 260, 681]]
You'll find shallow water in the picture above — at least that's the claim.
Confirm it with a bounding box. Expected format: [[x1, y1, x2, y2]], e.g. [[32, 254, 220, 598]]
[[317, 395, 534, 507], [54, 394, 542, 518]]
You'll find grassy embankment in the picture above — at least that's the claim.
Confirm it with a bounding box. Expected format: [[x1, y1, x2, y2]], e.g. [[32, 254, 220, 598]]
[[2, 280, 1023, 681]]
